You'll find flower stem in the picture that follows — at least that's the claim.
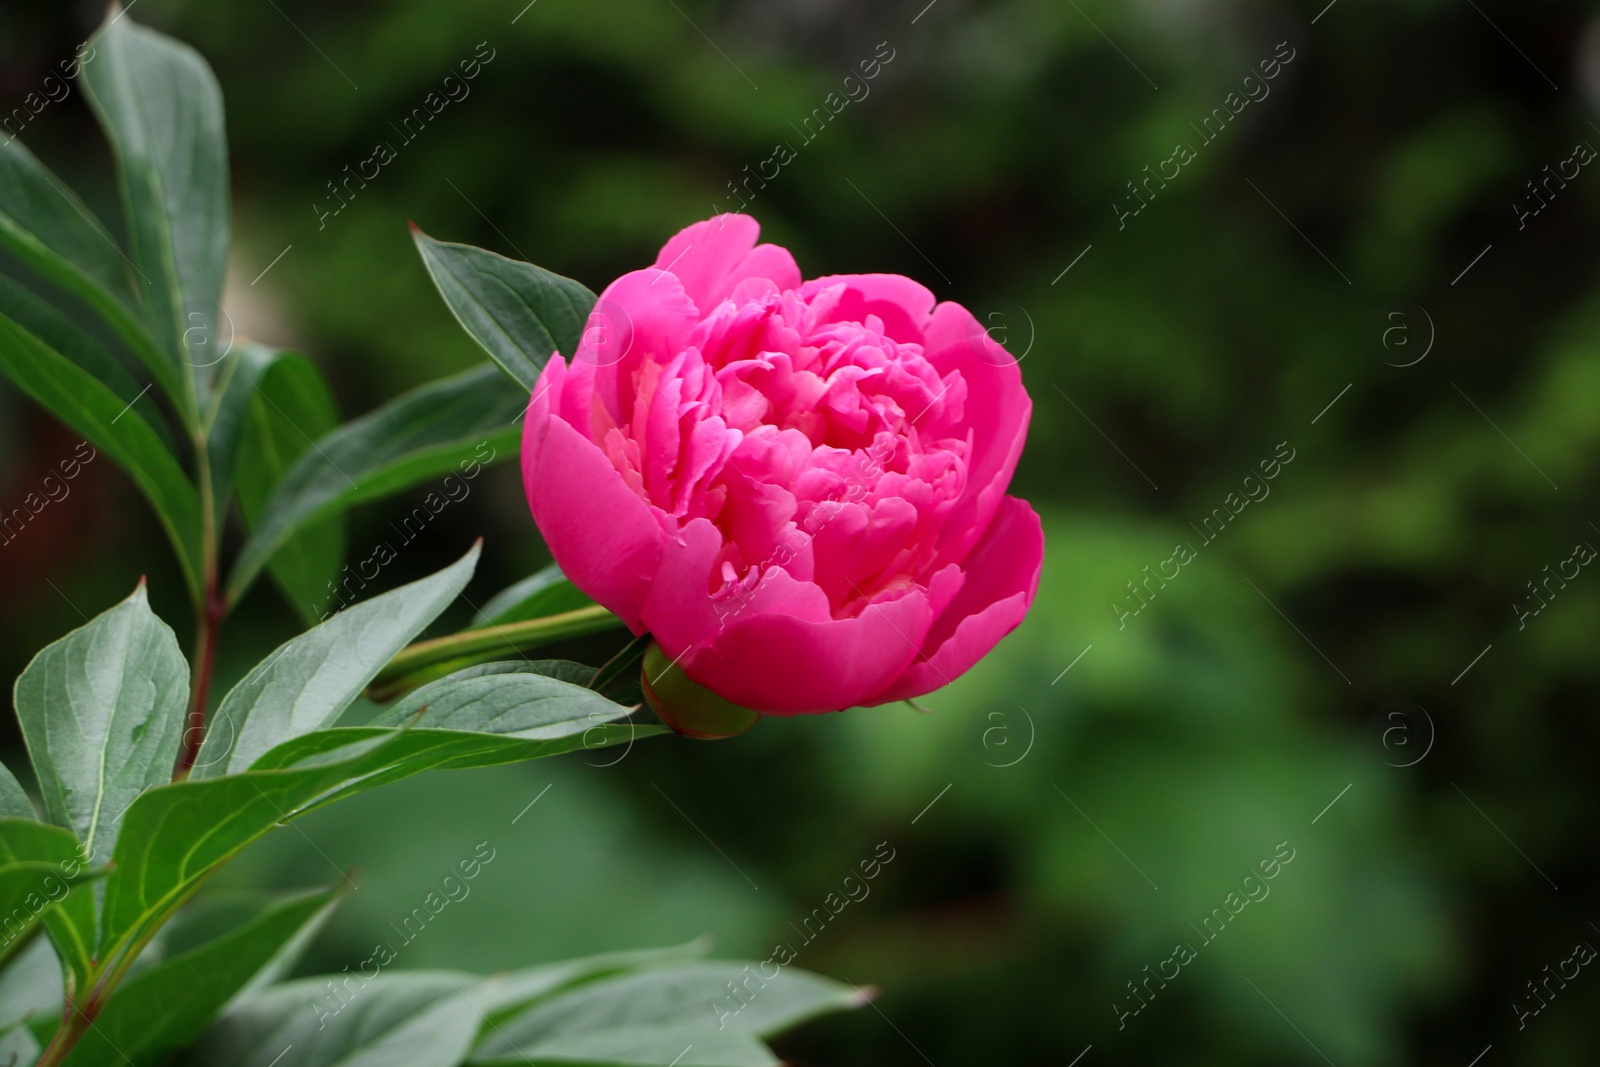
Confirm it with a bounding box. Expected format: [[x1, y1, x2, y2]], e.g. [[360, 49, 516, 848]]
[[368, 604, 623, 699]]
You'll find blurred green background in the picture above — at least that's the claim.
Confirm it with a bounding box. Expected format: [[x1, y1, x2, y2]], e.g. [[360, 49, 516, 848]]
[[3, 0, 1598, 1062]]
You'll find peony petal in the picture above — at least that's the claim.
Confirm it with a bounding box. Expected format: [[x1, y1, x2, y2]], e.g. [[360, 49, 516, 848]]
[[864, 495, 1043, 705], [800, 273, 938, 345], [655, 213, 800, 314], [524, 371, 663, 632], [570, 268, 701, 428], [641, 517, 831, 659], [920, 300, 1032, 568], [687, 585, 935, 715]]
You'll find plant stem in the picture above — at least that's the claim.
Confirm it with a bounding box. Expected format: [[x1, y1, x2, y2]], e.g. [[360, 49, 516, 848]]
[[34, 1006, 89, 1067], [368, 604, 623, 697], [176, 592, 223, 777], [176, 426, 224, 778], [34, 865, 215, 1067]]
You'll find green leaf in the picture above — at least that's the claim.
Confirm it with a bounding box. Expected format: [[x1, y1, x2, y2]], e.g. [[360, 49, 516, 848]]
[[189, 943, 713, 1067], [202, 343, 277, 518], [412, 228, 597, 392], [0, 819, 97, 992], [0, 763, 33, 821], [367, 606, 623, 701], [0, 862, 85, 961], [102, 722, 647, 974], [369, 662, 631, 733], [474, 563, 597, 627], [60, 887, 342, 1067], [407, 659, 599, 695], [189, 971, 487, 1067], [0, 275, 172, 452], [479, 1028, 777, 1067], [0, 138, 133, 307], [194, 546, 481, 779], [0, 311, 204, 599], [83, 6, 231, 415], [226, 363, 521, 606], [252, 711, 654, 820], [14, 582, 189, 861], [230, 351, 345, 625], [472, 962, 866, 1063], [472, 940, 715, 1019], [0, 139, 174, 402]]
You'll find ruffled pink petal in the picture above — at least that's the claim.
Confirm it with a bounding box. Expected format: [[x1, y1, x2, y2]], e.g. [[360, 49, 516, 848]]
[[569, 269, 701, 428], [524, 363, 663, 633], [800, 273, 938, 345], [641, 517, 831, 661], [688, 586, 935, 715], [865, 495, 1043, 705], [920, 300, 1032, 568], [654, 214, 800, 314]]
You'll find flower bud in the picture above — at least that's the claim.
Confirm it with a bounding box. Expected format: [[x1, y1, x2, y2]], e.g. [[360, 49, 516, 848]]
[[641, 642, 759, 739]]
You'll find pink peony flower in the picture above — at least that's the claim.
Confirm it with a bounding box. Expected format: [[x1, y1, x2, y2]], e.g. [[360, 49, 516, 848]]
[[522, 214, 1042, 716]]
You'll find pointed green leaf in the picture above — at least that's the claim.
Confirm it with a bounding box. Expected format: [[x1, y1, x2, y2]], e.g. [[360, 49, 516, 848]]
[[190, 944, 713, 1067], [473, 959, 870, 1049], [194, 545, 480, 779], [102, 721, 645, 968], [472, 940, 715, 1019], [367, 605, 623, 701], [0, 819, 97, 992], [0, 763, 32, 821], [0, 311, 203, 598], [202, 343, 279, 519], [0, 275, 171, 450], [0, 138, 174, 402], [412, 228, 597, 392], [15, 583, 188, 861], [251, 718, 655, 821], [230, 350, 345, 625], [83, 6, 230, 413], [60, 887, 342, 1067], [226, 363, 520, 606], [190, 972, 487, 1067], [472, 963, 866, 1065], [0, 137, 133, 306], [369, 662, 624, 733], [480, 1027, 777, 1066]]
